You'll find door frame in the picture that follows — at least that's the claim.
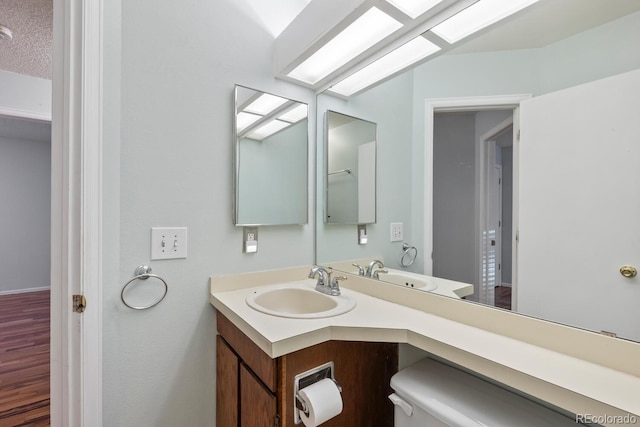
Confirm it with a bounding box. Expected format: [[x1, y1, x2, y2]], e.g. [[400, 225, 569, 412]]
[[424, 95, 530, 305], [479, 118, 512, 305], [51, 0, 104, 425]]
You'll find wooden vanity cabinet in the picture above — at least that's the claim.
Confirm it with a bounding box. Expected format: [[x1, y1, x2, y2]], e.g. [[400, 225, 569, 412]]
[[216, 312, 398, 427]]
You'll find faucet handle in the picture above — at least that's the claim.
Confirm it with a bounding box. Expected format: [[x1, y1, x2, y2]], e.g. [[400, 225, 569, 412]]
[[373, 269, 389, 279], [329, 275, 347, 295], [332, 275, 347, 285], [352, 263, 366, 275]]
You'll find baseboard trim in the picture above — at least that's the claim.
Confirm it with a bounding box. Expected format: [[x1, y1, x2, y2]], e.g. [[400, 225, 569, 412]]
[[0, 286, 51, 296]]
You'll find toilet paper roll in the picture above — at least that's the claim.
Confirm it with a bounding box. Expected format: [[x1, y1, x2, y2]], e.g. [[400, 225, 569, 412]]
[[298, 378, 343, 427]]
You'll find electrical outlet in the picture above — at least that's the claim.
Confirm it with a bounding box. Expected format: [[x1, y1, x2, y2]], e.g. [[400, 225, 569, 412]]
[[243, 227, 258, 254], [390, 223, 403, 242], [357, 224, 368, 245], [151, 227, 188, 260]]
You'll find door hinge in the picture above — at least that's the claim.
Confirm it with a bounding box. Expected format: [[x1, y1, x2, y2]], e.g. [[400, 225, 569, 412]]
[[517, 129, 521, 141], [274, 414, 280, 427], [73, 294, 87, 313]]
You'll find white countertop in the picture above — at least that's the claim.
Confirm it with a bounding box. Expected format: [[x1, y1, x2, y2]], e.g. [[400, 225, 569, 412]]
[[210, 266, 640, 421], [322, 258, 474, 299]]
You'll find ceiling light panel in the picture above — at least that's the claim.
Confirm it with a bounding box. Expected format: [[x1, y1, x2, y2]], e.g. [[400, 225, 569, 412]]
[[247, 120, 291, 140], [278, 104, 308, 123], [236, 112, 262, 132], [385, 0, 446, 19], [287, 7, 403, 85], [244, 93, 289, 116], [431, 0, 539, 44], [330, 36, 441, 97]]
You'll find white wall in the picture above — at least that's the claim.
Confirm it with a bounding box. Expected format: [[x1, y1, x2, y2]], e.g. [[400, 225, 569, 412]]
[[432, 112, 476, 284], [0, 70, 51, 117], [0, 71, 51, 295], [0, 129, 51, 294], [102, 0, 315, 425]]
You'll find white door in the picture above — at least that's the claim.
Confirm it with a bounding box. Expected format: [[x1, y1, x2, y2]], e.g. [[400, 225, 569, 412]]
[[517, 69, 640, 341]]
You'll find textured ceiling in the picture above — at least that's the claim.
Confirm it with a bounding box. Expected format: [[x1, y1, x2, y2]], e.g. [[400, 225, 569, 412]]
[[0, 0, 52, 80]]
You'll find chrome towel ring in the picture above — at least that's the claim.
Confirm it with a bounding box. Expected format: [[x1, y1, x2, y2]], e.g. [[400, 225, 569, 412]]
[[400, 243, 418, 267], [121, 265, 168, 310]]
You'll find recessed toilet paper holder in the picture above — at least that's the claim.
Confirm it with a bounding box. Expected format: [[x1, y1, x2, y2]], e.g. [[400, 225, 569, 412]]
[[294, 361, 342, 424]]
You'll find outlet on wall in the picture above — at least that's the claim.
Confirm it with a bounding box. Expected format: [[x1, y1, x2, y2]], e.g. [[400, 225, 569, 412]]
[[390, 222, 403, 242], [243, 227, 258, 253]]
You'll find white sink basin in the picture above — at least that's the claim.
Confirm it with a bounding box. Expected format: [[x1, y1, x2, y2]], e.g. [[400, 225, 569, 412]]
[[246, 283, 356, 319], [381, 273, 437, 292]]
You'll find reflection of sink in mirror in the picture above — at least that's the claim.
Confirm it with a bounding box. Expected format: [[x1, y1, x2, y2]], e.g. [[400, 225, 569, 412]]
[[380, 271, 436, 291], [245, 283, 356, 319]]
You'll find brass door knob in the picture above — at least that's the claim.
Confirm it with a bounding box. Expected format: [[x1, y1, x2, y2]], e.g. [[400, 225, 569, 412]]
[[619, 265, 637, 278]]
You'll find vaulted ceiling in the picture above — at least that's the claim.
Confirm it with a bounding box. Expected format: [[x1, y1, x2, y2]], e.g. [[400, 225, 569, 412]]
[[1, 0, 639, 83]]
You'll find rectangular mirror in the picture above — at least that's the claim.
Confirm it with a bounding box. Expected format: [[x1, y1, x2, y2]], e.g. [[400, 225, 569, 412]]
[[315, 3, 640, 343], [234, 85, 308, 226], [325, 111, 376, 224]]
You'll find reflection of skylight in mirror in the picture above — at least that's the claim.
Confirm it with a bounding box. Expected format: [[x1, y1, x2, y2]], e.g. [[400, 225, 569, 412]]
[[385, 0, 445, 19], [278, 104, 308, 123], [431, 0, 539, 44], [247, 119, 291, 140], [287, 7, 403, 85], [245, 93, 289, 115], [331, 36, 440, 96], [236, 111, 262, 132]]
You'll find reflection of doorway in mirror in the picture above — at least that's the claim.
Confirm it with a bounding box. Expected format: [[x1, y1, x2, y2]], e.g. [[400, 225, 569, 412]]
[[481, 124, 514, 310], [432, 110, 514, 309]]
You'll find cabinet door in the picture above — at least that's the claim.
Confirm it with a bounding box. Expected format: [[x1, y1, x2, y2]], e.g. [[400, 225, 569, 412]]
[[217, 336, 239, 427], [240, 364, 277, 427]]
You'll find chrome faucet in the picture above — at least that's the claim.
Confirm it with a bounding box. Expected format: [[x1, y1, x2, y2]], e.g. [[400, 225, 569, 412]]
[[308, 266, 344, 296], [366, 259, 385, 277], [308, 266, 330, 287]]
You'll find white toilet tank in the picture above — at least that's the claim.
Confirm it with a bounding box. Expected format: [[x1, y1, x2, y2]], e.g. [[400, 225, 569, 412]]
[[390, 358, 577, 427]]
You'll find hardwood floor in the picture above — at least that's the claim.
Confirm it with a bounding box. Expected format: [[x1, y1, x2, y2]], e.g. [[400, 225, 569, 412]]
[[0, 291, 50, 426], [495, 286, 512, 310]]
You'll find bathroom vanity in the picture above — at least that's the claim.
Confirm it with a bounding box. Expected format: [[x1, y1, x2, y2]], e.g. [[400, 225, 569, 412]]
[[216, 312, 397, 426], [211, 266, 640, 426]]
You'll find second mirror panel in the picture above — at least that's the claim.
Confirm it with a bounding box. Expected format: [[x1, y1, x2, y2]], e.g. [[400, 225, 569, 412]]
[[325, 111, 376, 224]]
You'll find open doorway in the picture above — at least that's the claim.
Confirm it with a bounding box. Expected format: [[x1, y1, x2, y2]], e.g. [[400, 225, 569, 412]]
[[0, 1, 54, 424], [0, 114, 52, 424], [479, 117, 513, 310], [429, 105, 518, 310]]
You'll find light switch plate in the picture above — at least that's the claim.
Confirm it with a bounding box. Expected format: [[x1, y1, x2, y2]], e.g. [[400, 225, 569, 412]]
[[151, 227, 188, 260]]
